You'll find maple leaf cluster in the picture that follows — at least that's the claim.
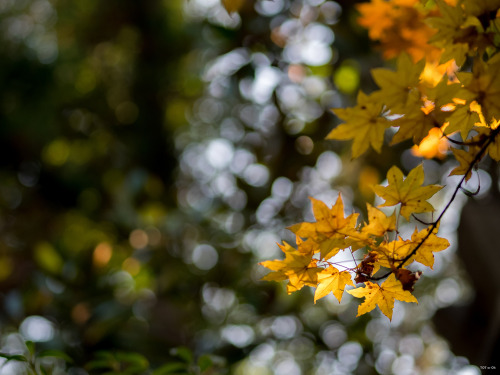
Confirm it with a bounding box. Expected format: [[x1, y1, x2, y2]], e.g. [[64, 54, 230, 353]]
[[261, 0, 500, 320], [261, 166, 447, 320]]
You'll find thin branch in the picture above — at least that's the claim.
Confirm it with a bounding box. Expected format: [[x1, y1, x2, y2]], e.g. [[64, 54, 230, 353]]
[[460, 168, 481, 197], [460, 184, 480, 197], [369, 126, 500, 281], [411, 214, 435, 226], [441, 130, 486, 146]]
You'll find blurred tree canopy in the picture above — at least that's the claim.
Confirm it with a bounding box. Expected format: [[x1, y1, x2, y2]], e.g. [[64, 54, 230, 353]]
[[0, 0, 492, 374]]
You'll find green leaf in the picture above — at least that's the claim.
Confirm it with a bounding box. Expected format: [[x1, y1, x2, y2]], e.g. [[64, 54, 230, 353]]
[[0, 353, 28, 362], [170, 347, 192, 364], [94, 351, 116, 360], [86, 359, 115, 370], [115, 351, 148, 364], [198, 355, 212, 372], [151, 362, 188, 375], [114, 351, 149, 372], [25, 341, 35, 357], [38, 350, 74, 363]]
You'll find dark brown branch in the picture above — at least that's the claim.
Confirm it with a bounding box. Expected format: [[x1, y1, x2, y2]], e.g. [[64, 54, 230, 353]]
[[441, 132, 485, 147]]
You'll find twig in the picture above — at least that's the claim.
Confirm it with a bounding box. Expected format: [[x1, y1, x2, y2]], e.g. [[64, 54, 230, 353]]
[[369, 126, 500, 281]]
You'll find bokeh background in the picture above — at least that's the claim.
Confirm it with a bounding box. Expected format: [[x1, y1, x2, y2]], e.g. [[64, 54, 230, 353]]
[[0, 0, 497, 373]]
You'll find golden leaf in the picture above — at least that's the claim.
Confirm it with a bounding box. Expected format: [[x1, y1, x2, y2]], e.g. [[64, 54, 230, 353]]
[[373, 237, 413, 269], [410, 226, 450, 268], [314, 266, 354, 303], [288, 194, 358, 259], [260, 241, 321, 294], [449, 147, 477, 181], [371, 53, 425, 112], [361, 204, 397, 238], [348, 273, 418, 320], [327, 91, 391, 158], [373, 164, 443, 220]]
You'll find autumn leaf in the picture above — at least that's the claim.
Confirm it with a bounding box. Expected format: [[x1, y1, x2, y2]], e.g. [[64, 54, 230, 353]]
[[469, 123, 500, 161], [361, 204, 397, 238], [371, 53, 425, 112], [373, 164, 443, 220], [410, 226, 450, 268], [395, 269, 422, 292], [348, 273, 418, 320], [456, 55, 500, 121], [449, 147, 477, 181], [314, 266, 354, 303], [288, 194, 358, 259], [426, 0, 471, 65], [445, 102, 481, 140], [355, 251, 380, 283], [427, 0, 467, 44], [327, 91, 391, 158], [391, 98, 438, 145], [373, 237, 413, 269], [357, 0, 441, 61], [260, 241, 321, 294], [374, 225, 449, 269], [425, 74, 461, 108]]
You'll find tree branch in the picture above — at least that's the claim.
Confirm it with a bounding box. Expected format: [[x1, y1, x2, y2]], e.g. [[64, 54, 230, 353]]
[[368, 126, 500, 281]]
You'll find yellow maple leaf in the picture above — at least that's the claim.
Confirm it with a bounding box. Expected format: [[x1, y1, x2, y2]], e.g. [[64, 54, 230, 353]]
[[374, 225, 449, 269], [373, 164, 443, 220], [314, 266, 354, 303], [410, 226, 450, 268], [449, 147, 477, 181], [327, 91, 392, 158], [288, 194, 358, 259], [372, 238, 413, 269], [456, 55, 500, 121], [260, 241, 321, 294], [445, 101, 482, 140], [427, 0, 467, 44], [425, 74, 461, 108], [391, 97, 439, 145], [348, 273, 418, 320], [361, 204, 397, 238], [469, 121, 500, 161], [426, 0, 478, 66], [371, 53, 425, 113]]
